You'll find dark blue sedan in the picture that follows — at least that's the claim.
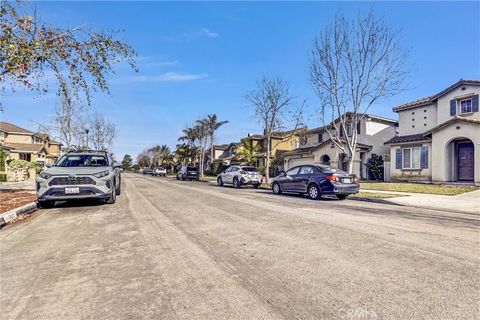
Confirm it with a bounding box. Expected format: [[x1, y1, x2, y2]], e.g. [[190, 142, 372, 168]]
[[270, 165, 359, 200]]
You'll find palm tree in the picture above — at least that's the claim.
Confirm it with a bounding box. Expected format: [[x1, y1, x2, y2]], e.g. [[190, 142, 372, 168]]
[[204, 114, 228, 163], [178, 127, 198, 145], [195, 119, 210, 177], [236, 139, 261, 166], [159, 145, 170, 165], [175, 143, 197, 166]]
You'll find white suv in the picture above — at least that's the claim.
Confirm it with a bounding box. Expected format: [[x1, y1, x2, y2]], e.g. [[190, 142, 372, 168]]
[[217, 165, 262, 189], [36, 151, 121, 208]]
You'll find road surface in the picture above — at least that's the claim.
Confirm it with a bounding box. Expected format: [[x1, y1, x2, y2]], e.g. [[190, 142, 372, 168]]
[[1, 173, 479, 319]]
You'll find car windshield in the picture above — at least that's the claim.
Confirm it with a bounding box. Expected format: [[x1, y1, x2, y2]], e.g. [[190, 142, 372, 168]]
[[55, 155, 108, 167], [242, 167, 258, 172], [187, 167, 198, 171], [316, 165, 347, 174]]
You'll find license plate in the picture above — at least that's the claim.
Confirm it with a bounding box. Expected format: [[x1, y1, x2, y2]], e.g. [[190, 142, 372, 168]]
[[65, 187, 80, 194], [342, 178, 352, 184]]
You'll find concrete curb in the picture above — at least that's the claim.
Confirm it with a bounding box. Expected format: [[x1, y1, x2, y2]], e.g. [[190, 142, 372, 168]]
[[0, 202, 38, 227], [349, 196, 404, 206]]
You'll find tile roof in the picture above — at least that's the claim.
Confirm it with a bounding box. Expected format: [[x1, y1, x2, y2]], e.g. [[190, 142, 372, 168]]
[[423, 116, 480, 135], [283, 139, 372, 156], [384, 134, 431, 145], [213, 144, 229, 150], [35, 133, 49, 140], [0, 122, 34, 134], [393, 79, 480, 112], [307, 113, 397, 134], [2, 143, 46, 153]]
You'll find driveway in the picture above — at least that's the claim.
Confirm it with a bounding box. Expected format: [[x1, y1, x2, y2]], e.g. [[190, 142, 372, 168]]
[[1, 173, 478, 319]]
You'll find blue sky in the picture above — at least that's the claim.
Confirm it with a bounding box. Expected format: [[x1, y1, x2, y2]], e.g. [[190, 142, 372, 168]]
[[1, 1, 479, 159]]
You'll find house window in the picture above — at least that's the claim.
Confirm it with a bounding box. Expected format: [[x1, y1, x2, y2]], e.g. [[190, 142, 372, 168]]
[[32, 136, 43, 144], [356, 121, 361, 134], [402, 147, 420, 169], [346, 123, 352, 136], [19, 153, 31, 161], [460, 99, 472, 114], [317, 133, 323, 143]]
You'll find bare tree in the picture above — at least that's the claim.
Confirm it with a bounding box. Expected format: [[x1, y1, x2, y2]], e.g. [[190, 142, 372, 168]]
[[86, 112, 116, 151], [309, 10, 408, 173], [246, 76, 299, 180], [136, 150, 151, 168], [38, 92, 85, 150]]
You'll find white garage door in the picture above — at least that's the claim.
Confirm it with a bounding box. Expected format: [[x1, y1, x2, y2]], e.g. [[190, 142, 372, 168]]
[[286, 157, 315, 170]]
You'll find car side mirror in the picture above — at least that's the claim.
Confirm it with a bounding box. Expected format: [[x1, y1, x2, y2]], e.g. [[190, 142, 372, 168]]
[[113, 161, 122, 168], [45, 163, 52, 168], [278, 171, 286, 177]]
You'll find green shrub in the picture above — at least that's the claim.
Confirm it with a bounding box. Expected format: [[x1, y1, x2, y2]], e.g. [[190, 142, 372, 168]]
[[210, 160, 225, 176], [7, 159, 32, 169], [0, 173, 6, 182], [259, 165, 266, 176]]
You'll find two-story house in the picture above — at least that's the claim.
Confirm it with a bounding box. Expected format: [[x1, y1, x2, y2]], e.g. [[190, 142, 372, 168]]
[[216, 142, 242, 165], [213, 131, 300, 173], [385, 79, 480, 185], [240, 131, 301, 170], [282, 113, 398, 179], [0, 122, 62, 167]]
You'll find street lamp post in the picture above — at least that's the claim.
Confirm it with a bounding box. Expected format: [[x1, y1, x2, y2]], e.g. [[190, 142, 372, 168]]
[[85, 128, 90, 149]]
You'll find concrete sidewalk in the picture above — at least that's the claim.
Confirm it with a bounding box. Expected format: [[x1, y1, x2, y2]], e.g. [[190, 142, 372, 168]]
[[361, 189, 480, 214], [0, 180, 35, 191]]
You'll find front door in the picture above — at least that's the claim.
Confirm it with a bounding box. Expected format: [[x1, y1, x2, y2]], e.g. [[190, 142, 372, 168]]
[[458, 142, 474, 181]]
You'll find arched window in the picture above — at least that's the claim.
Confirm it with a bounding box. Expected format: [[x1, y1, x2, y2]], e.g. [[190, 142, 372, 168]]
[[321, 154, 330, 165]]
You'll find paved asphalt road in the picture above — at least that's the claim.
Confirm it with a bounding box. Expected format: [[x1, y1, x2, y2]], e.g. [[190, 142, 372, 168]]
[[1, 174, 479, 320]]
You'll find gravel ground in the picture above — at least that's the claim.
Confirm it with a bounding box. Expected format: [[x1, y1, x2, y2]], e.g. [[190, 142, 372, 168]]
[[0, 189, 36, 213], [1, 173, 478, 320]]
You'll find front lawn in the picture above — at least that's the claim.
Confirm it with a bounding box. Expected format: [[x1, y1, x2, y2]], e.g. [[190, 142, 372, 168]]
[[199, 176, 218, 183], [360, 182, 478, 196]]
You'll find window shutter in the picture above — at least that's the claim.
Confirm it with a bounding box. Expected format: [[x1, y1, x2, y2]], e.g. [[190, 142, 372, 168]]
[[420, 146, 428, 169], [395, 148, 402, 169], [450, 99, 457, 116], [472, 94, 479, 112], [357, 121, 361, 134]]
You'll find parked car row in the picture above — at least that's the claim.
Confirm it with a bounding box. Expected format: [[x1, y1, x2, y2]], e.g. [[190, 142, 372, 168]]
[[174, 164, 360, 200], [140, 167, 167, 176]]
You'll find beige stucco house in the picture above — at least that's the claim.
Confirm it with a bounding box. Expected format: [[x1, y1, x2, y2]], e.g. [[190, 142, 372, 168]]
[[385, 79, 480, 185], [283, 113, 398, 179], [0, 122, 62, 179], [213, 131, 301, 173]]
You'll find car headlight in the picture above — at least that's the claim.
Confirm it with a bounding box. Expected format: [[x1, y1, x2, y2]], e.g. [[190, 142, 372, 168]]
[[39, 172, 52, 180], [93, 170, 110, 178]]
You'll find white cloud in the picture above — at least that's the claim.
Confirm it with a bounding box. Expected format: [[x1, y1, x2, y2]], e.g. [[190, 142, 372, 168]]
[[145, 60, 180, 67], [199, 28, 219, 38], [183, 28, 219, 39], [130, 72, 208, 82]]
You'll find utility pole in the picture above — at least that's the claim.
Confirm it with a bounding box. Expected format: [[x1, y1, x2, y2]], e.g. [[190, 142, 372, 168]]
[[85, 128, 89, 149]]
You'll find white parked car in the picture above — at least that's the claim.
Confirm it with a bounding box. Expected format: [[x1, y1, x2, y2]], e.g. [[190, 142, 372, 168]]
[[217, 165, 262, 189], [36, 150, 121, 208], [152, 167, 167, 176]]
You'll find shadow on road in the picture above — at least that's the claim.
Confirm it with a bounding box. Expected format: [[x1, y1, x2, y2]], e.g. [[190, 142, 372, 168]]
[[51, 199, 106, 209]]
